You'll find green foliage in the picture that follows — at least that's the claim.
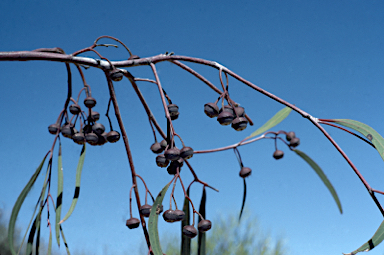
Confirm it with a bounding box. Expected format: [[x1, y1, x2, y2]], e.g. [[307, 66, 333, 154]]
[[163, 210, 287, 255]]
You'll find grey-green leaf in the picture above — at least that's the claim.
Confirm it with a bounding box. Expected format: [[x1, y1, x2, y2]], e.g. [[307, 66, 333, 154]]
[[8, 153, 48, 255], [181, 187, 191, 255], [294, 149, 342, 214], [331, 119, 384, 163], [246, 106, 292, 139], [59, 144, 86, 224], [148, 182, 171, 255], [198, 187, 207, 255], [56, 145, 64, 246], [344, 219, 384, 254]]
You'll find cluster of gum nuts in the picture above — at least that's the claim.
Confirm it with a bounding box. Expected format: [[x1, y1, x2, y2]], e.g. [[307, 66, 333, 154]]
[[204, 101, 248, 131], [126, 104, 212, 237], [47, 96, 120, 145], [126, 201, 212, 239], [238, 131, 300, 179]]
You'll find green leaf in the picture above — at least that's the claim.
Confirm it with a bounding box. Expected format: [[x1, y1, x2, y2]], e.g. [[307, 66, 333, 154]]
[[148, 182, 171, 255], [56, 145, 64, 246], [8, 153, 48, 255], [343, 219, 384, 254], [246, 106, 292, 139], [48, 228, 52, 255], [198, 187, 206, 255], [59, 144, 86, 224], [19, 161, 51, 255], [330, 119, 384, 163], [239, 178, 247, 221], [59, 225, 71, 255], [294, 149, 342, 214], [181, 188, 191, 255]]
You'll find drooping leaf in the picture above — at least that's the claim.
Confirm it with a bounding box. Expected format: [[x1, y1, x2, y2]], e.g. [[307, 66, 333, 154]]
[[239, 178, 247, 221], [26, 209, 43, 255], [294, 149, 342, 214], [59, 144, 86, 224], [330, 119, 384, 163], [48, 227, 52, 255], [8, 153, 48, 255], [344, 219, 384, 254], [56, 145, 64, 246], [148, 182, 171, 255], [36, 213, 41, 255], [246, 106, 292, 139], [19, 161, 51, 255], [59, 225, 71, 255], [181, 187, 191, 255], [26, 214, 39, 255], [198, 187, 206, 255]]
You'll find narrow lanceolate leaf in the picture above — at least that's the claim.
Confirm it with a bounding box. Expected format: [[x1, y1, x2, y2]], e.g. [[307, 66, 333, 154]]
[[48, 228, 52, 255], [8, 153, 48, 255], [239, 178, 247, 221], [181, 188, 191, 255], [59, 225, 71, 255], [344, 219, 384, 254], [56, 145, 64, 246], [26, 210, 42, 255], [148, 182, 171, 255], [246, 106, 292, 139], [294, 149, 342, 214], [59, 144, 86, 224], [198, 187, 207, 255], [19, 162, 51, 255], [330, 119, 384, 162]]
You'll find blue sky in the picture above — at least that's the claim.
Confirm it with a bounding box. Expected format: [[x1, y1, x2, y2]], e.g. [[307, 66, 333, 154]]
[[1, 1, 384, 254]]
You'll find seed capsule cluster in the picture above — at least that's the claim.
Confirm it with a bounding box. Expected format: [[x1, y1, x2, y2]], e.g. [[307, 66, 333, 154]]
[[48, 95, 120, 145], [204, 102, 248, 131]]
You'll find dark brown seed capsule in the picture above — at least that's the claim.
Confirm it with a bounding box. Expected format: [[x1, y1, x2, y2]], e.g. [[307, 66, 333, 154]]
[[82, 124, 93, 135], [150, 142, 164, 154], [139, 204, 152, 218], [164, 147, 180, 161], [69, 104, 81, 115], [234, 106, 245, 117], [239, 167, 252, 178], [219, 105, 235, 116], [126, 218, 140, 229], [85, 132, 99, 145], [198, 220, 212, 232], [286, 131, 296, 142], [106, 130, 120, 143], [48, 123, 60, 135], [163, 209, 185, 223], [109, 69, 124, 82], [84, 96, 97, 108], [90, 111, 100, 121], [183, 225, 198, 238], [289, 137, 300, 147], [204, 103, 220, 118], [160, 139, 168, 150], [72, 133, 85, 145], [61, 123, 75, 138], [217, 111, 235, 126], [96, 132, 108, 146], [273, 150, 284, 160], [92, 123, 105, 135], [231, 117, 248, 131], [156, 154, 169, 168], [180, 146, 193, 159], [167, 158, 183, 175], [168, 104, 179, 120]]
